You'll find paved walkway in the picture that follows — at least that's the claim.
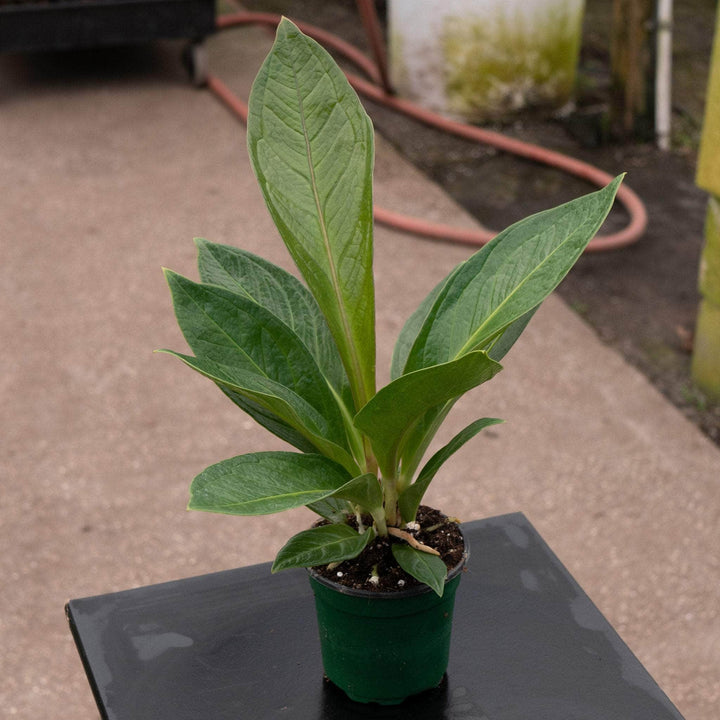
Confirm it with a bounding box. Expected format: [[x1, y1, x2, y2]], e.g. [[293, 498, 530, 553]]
[[1, 22, 718, 720]]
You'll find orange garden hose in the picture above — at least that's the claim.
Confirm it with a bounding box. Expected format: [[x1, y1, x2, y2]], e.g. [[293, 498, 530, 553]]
[[210, 10, 648, 253]]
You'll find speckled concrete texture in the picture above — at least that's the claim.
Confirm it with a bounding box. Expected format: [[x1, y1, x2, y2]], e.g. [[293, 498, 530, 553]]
[[1, 22, 718, 720]]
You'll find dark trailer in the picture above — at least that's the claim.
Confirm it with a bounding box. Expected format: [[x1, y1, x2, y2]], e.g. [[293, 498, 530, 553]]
[[0, 0, 215, 83]]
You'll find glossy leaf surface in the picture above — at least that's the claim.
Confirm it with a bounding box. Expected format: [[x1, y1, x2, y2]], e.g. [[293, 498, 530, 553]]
[[195, 239, 350, 400], [390, 265, 462, 381], [354, 352, 502, 478], [331, 473, 385, 528], [307, 496, 352, 522], [247, 18, 376, 410], [391, 544, 448, 597], [158, 350, 358, 473], [189, 452, 351, 515], [163, 271, 349, 449], [272, 524, 373, 572], [403, 177, 623, 373], [332, 473, 383, 511]]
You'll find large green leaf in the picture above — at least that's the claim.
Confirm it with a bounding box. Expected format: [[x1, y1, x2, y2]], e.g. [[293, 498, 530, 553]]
[[247, 18, 376, 411], [485, 305, 539, 362], [390, 265, 463, 381], [158, 350, 359, 473], [272, 524, 373, 572], [394, 305, 535, 481], [189, 451, 351, 515], [163, 270, 349, 450], [394, 278, 536, 380], [306, 497, 353, 522], [354, 352, 502, 478], [398, 417, 504, 522], [391, 544, 448, 597], [331, 472, 385, 528], [332, 472, 383, 509], [195, 239, 350, 401], [397, 402, 456, 488], [404, 177, 623, 373]]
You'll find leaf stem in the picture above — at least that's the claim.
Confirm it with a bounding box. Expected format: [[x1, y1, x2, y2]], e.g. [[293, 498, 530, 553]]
[[329, 382, 367, 472], [373, 509, 388, 538], [292, 64, 375, 413]]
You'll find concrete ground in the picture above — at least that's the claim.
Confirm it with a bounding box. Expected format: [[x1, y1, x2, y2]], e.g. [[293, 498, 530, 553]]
[[1, 18, 718, 720]]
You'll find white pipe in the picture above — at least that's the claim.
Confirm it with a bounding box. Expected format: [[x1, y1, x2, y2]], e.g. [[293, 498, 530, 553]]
[[655, 0, 673, 150]]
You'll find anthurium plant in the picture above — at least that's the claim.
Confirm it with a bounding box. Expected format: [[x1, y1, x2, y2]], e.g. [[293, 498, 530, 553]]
[[160, 19, 622, 596]]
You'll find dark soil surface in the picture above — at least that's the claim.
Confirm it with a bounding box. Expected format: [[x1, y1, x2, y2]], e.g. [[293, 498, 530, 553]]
[[243, 0, 720, 446], [313, 506, 465, 593]]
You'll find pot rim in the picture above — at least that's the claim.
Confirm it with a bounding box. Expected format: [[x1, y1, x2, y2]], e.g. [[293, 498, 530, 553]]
[[307, 525, 468, 598]]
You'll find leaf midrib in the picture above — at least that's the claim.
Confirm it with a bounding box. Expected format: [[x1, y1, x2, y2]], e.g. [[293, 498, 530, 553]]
[[455, 210, 585, 358], [291, 60, 368, 408], [202, 487, 336, 509]]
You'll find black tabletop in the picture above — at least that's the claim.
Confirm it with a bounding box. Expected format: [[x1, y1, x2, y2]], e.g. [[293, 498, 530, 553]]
[[66, 512, 684, 720]]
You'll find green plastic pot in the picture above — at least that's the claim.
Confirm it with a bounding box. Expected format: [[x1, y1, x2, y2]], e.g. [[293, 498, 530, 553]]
[[308, 533, 467, 705]]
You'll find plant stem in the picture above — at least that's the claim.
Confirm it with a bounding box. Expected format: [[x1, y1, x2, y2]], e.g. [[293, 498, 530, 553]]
[[382, 477, 401, 528], [363, 438, 378, 476], [331, 384, 367, 474]]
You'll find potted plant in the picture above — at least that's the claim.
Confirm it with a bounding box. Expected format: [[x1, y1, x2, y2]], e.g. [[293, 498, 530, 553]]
[[159, 19, 622, 705]]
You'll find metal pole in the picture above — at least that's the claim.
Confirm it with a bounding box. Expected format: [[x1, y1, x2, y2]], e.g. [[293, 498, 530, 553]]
[[655, 0, 673, 150]]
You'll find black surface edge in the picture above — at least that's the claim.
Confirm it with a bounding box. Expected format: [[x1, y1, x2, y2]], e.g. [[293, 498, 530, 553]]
[[67, 554, 274, 610], [66, 602, 111, 720], [65, 559, 288, 720]]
